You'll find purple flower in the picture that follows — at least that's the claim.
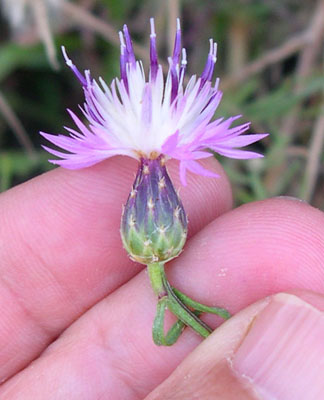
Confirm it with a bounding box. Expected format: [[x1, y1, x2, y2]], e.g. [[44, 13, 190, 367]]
[[41, 18, 268, 185]]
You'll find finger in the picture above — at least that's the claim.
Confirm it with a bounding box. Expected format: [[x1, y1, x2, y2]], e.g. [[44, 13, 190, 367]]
[[167, 197, 324, 312], [0, 156, 232, 381], [1, 198, 324, 399], [145, 292, 324, 400]]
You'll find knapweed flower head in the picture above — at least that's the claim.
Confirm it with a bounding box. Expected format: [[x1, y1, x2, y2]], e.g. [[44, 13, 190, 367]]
[[41, 18, 267, 186], [41, 18, 266, 345]]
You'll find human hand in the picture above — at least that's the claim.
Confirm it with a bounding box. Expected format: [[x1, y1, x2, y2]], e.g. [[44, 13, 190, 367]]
[[0, 157, 323, 399]]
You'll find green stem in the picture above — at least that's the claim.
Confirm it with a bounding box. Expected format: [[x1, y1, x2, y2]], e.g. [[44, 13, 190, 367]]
[[148, 263, 213, 340], [172, 288, 231, 320], [166, 298, 211, 338], [162, 274, 213, 336], [147, 263, 167, 298], [152, 297, 186, 346]]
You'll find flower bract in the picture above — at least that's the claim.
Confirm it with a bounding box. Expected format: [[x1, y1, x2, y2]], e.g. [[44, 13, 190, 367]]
[[121, 155, 187, 265], [41, 18, 267, 185]]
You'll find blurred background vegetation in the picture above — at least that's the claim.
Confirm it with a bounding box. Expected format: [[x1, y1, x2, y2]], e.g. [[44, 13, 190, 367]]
[[0, 0, 324, 208]]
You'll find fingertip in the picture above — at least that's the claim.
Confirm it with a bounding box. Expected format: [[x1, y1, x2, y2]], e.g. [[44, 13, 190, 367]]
[[168, 196, 324, 313], [233, 292, 324, 400], [146, 292, 324, 400]]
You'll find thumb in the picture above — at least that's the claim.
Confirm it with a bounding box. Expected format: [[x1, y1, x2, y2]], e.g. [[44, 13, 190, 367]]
[[145, 292, 324, 400]]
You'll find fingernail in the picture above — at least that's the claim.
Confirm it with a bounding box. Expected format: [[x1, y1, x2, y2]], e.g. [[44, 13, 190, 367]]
[[232, 293, 324, 400]]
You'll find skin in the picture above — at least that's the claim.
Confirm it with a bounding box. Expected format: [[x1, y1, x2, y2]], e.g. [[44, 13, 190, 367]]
[[0, 156, 323, 399]]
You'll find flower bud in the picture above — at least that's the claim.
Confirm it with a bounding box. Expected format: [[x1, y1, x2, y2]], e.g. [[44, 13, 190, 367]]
[[121, 156, 188, 264]]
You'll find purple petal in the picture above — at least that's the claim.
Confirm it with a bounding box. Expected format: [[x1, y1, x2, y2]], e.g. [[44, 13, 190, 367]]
[[123, 24, 136, 66], [223, 122, 251, 139], [172, 19, 181, 65], [203, 115, 243, 141], [149, 18, 158, 81], [220, 133, 269, 148], [45, 152, 107, 169], [179, 48, 187, 82], [200, 40, 217, 89], [168, 58, 179, 104], [40, 133, 88, 153], [179, 159, 219, 186], [66, 109, 94, 138], [61, 46, 87, 87], [41, 146, 106, 164], [212, 146, 264, 159], [118, 31, 129, 91], [184, 159, 220, 178], [161, 130, 180, 154]]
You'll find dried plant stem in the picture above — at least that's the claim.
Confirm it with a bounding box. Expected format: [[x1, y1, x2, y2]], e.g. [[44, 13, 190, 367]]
[[222, 23, 317, 90], [264, 0, 324, 194], [0, 92, 36, 159], [61, 1, 121, 47], [31, 0, 59, 70], [280, 0, 324, 139], [60, 0, 169, 73], [302, 104, 324, 202], [287, 146, 308, 158], [16, 1, 169, 73], [227, 17, 249, 75]]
